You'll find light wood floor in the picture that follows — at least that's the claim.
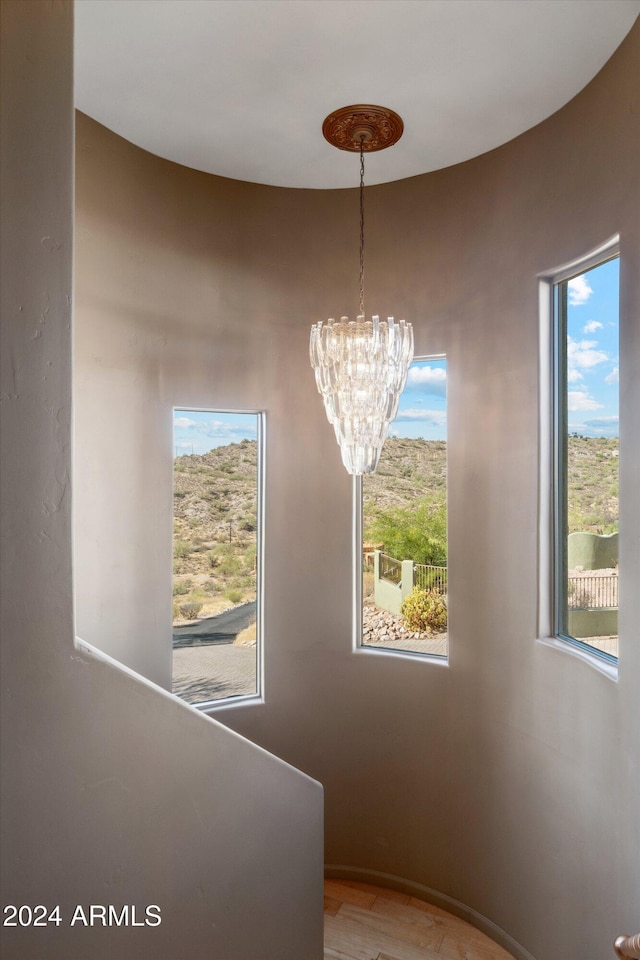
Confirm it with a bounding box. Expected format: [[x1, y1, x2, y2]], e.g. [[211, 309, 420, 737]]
[[324, 879, 516, 960]]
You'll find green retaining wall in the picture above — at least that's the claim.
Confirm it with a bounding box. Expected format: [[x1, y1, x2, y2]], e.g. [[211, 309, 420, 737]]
[[569, 608, 618, 639], [568, 532, 618, 571]]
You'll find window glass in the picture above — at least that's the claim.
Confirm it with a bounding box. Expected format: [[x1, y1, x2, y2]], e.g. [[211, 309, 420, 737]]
[[172, 409, 262, 704], [555, 257, 619, 659], [361, 357, 448, 658]]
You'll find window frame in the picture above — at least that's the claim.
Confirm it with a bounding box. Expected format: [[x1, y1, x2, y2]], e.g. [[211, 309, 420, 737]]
[[172, 406, 266, 711], [538, 237, 619, 675], [353, 354, 449, 665]]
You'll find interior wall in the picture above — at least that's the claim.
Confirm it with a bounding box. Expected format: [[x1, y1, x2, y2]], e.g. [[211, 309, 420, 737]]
[[72, 17, 640, 960], [0, 5, 324, 960]]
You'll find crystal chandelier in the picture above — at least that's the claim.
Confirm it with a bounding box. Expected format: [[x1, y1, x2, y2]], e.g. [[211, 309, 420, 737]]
[[310, 105, 413, 475]]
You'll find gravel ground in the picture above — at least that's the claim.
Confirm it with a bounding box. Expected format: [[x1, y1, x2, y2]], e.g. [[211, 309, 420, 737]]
[[362, 602, 448, 656], [172, 644, 257, 704], [172, 604, 449, 706], [172, 607, 615, 707]]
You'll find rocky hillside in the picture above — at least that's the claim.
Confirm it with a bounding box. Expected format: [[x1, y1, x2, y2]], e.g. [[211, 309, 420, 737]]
[[174, 439, 257, 542], [362, 438, 446, 514], [566, 435, 618, 532], [173, 433, 619, 548], [172, 434, 618, 621], [364, 434, 618, 533], [172, 440, 258, 621]]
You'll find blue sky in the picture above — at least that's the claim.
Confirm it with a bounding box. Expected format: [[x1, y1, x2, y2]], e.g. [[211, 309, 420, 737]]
[[566, 257, 619, 438], [174, 360, 449, 456], [389, 357, 447, 441], [174, 409, 257, 456], [388, 258, 619, 444], [174, 264, 617, 456]]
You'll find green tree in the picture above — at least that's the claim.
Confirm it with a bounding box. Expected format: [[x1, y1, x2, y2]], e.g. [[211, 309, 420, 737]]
[[365, 495, 447, 565]]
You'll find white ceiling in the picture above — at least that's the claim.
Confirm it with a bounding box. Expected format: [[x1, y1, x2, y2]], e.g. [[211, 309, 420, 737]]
[[74, 0, 640, 190]]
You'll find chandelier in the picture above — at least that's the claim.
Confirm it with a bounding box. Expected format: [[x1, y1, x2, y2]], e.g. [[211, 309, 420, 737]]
[[309, 105, 414, 475]]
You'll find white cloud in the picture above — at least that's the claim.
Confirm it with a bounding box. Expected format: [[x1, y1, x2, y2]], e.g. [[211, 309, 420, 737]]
[[409, 366, 447, 385], [568, 274, 593, 306], [584, 416, 619, 429], [567, 336, 608, 377], [174, 416, 246, 438], [407, 365, 447, 397], [200, 420, 256, 441], [204, 420, 235, 435], [583, 320, 603, 333], [570, 415, 620, 438], [567, 390, 602, 412], [395, 408, 447, 425], [567, 368, 582, 383], [604, 366, 619, 384]]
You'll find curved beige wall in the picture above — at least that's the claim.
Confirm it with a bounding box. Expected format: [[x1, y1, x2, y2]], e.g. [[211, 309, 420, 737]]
[[1, 5, 323, 960], [73, 18, 639, 960]]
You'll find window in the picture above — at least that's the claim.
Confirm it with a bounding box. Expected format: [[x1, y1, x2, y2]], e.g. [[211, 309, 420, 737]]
[[551, 251, 619, 662], [172, 409, 263, 705], [358, 356, 448, 659]]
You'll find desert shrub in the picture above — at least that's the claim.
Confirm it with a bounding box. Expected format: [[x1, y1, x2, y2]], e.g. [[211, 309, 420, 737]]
[[224, 588, 244, 604], [218, 554, 243, 577], [401, 587, 447, 633], [188, 587, 207, 601], [173, 540, 191, 559], [208, 551, 219, 569], [173, 580, 191, 596], [362, 570, 375, 598], [179, 601, 203, 620], [234, 619, 256, 646]]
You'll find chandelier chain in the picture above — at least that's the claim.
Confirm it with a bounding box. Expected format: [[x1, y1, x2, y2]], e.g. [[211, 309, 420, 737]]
[[310, 105, 412, 475], [359, 139, 365, 318]]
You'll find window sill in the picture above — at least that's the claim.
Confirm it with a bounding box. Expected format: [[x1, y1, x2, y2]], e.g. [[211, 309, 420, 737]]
[[199, 693, 264, 713], [537, 634, 618, 681], [355, 643, 449, 666]]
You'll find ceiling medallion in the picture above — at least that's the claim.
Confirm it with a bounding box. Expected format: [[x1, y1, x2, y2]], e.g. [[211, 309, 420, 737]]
[[322, 104, 404, 153]]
